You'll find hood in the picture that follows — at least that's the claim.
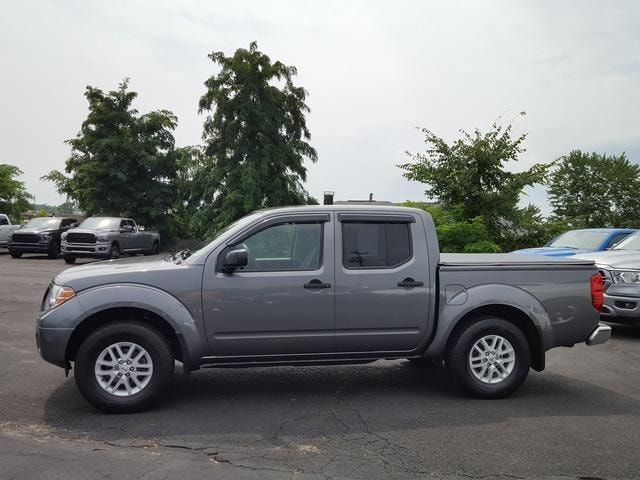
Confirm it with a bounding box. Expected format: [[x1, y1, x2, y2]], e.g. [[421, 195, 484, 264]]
[[511, 246, 592, 257], [14, 228, 56, 235], [574, 250, 640, 270], [66, 227, 117, 234], [54, 256, 190, 291]]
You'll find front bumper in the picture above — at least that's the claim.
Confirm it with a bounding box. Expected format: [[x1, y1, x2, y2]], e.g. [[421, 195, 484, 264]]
[[62, 241, 111, 258], [10, 241, 52, 253], [600, 287, 640, 325], [36, 326, 74, 368]]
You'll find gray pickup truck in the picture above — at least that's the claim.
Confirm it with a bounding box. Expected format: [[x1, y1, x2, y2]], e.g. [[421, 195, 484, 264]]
[[36, 205, 610, 413], [61, 216, 160, 263], [576, 231, 640, 325]]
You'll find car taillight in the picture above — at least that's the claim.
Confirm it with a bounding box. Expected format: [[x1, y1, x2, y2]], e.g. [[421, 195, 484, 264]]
[[591, 273, 604, 311]]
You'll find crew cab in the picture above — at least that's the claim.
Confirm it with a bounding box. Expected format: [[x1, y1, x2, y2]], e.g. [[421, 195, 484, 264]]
[[0, 214, 22, 248], [36, 205, 610, 413], [9, 217, 77, 258], [61, 216, 160, 263]]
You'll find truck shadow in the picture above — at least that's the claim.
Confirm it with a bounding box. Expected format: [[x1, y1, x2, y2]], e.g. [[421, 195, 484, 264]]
[[611, 324, 640, 339], [42, 360, 640, 442]]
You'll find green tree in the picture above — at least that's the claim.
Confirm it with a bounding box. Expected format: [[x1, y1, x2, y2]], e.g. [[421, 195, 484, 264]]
[[403, 202, 501, 252], [43, 79, 179, 235], [548, 150, 640, 228], [198, 41, 317, 234], [399, 117, 550, 250], [0, 164, 31, 221]]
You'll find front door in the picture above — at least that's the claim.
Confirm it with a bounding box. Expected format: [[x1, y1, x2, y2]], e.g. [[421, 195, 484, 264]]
[[202, 214, 335, 357], [334, 212, 431, 353]]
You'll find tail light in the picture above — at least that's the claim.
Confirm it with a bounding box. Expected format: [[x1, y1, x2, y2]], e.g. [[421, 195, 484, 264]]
[[591, 273, 604, 311]]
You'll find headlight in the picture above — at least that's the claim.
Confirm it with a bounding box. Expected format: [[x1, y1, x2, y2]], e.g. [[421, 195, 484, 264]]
[[44, 284, 75, 311], [96, 234, 109, 242], [612, 270, 640, 284], [40, 233, 51, 241], [61, 232, 67, 240]]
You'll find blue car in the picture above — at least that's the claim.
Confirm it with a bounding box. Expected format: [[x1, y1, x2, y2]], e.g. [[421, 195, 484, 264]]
[[513, 228, 637, 257]]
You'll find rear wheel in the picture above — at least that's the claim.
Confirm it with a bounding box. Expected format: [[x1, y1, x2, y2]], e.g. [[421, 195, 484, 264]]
[[144, 241, 160, 256], [74, 321, 174, 413], [9, 250, 22, 258], [63, 255, 76, 264], [446, 317, 531, 398]]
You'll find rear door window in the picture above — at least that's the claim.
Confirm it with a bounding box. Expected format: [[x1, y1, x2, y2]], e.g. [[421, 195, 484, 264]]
[[342, 222, 412, 268]]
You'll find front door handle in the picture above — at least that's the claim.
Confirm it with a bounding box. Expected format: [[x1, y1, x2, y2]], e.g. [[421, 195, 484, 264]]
[[397, 278, 424, 288], [304, 279, 332, 289]]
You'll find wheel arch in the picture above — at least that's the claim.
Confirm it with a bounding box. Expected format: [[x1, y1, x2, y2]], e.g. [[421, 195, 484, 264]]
[[63, 284, 208, 372], [444, 304, 545, 371], [65, 307, 185, 365]]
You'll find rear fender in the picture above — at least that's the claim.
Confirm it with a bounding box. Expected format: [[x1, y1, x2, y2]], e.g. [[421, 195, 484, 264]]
[[426, 283, 552, 363]]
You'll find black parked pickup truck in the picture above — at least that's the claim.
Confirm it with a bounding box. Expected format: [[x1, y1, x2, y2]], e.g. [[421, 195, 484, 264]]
[[9, 217, 77, 259]]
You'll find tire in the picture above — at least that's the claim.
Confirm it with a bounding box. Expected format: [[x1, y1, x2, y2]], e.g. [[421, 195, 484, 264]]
[[48, 241, 60, 259], [144, 241, 160, 256], [74, 321, 174, 413], [63, 255, 76, 264], [110, 243, 120, 259], [9, 250, 22, 258], [446, 316, 531, 399]]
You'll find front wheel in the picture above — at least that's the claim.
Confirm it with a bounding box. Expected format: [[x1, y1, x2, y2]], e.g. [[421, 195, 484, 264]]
[[9, 250, 22, 258], [446, 317, 531, 399], [110, 243, 120, 259], [74, 321, 174, 413], [48, 241, 60, 259], [63, 255, 76, 264]]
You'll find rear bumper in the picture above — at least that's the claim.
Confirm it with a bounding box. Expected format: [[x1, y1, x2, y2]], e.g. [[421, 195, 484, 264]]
[[586, 323, 611, 346]]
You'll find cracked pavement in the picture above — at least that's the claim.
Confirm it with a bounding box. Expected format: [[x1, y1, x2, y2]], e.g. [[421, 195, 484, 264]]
[[1, 254, 640, 479]]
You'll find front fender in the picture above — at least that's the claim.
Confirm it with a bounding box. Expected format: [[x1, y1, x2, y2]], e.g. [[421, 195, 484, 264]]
[[425, 283, 553, 358], [43, 284, 208, 367]]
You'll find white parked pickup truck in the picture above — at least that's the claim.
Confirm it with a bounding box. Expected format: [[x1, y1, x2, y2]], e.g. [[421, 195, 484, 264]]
[[0, 214, 21, 248]]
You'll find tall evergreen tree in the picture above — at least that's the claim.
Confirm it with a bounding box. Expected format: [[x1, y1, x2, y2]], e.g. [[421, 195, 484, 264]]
[[197, 41, 317, 234]]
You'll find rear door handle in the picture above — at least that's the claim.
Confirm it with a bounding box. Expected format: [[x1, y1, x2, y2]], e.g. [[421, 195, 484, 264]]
[[304, 279, 332, 289], [397, 278, 424, 288]]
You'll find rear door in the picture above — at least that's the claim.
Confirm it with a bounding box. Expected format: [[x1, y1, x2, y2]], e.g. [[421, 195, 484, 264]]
[[334, 212, 431, 353]]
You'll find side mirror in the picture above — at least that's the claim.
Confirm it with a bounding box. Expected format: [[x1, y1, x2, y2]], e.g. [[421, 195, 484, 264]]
[[223, 248, 248, 273], [120, 225, 134, 233]]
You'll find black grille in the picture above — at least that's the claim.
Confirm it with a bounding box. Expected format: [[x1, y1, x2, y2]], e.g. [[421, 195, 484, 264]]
[[67, 232, 96, 244], [12, 233, 40, 243]]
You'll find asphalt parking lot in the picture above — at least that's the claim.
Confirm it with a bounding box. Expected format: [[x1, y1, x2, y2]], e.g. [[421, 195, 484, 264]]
[[1, 252, 640, 480]]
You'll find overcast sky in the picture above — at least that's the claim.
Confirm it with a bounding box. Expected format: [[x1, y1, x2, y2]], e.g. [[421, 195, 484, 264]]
[[2, 1, 639, 213]]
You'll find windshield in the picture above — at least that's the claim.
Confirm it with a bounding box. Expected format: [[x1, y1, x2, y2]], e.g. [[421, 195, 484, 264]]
[[613, 232, 640, 251], [185, 212, 264, 263], [79, 217, 120, 230], [547, 230, 609, 250], [26, 217, 61, 229]]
